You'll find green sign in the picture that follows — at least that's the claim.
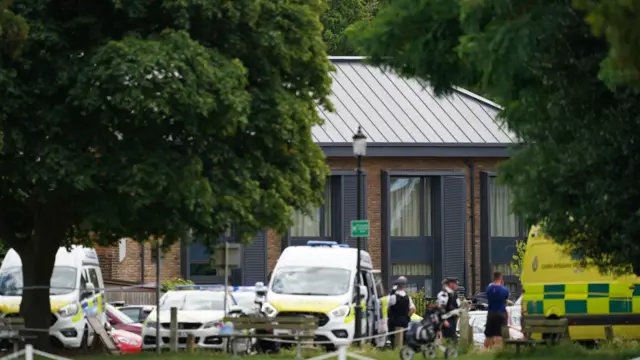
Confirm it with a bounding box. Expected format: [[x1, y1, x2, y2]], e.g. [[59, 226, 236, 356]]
[[350, 220, 370, 237]]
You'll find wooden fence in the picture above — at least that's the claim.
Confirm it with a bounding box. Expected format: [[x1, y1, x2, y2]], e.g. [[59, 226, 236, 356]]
[[105, 290, 162, 305]]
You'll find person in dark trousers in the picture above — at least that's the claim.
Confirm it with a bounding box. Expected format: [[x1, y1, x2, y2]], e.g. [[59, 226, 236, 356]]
[[484, 271, 510, 349], [387, 277, 416, 349], [436, 277, 460, 343]]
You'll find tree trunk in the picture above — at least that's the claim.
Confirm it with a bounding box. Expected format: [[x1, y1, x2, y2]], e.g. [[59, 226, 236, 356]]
[[17, 243, 58, 350]]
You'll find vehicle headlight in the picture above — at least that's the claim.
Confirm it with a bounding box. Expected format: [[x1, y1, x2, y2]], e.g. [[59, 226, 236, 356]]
[[145, 321, 157, 328], [115, 336, 139, 346], [261, 303, 277, 317], [203, 321, 223, 329], [329, 305, 350, 318], [58, 304, 79, 318]]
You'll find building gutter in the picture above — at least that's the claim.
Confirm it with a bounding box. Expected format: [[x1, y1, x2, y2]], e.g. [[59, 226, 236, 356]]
[[466, 160, 477, 295]]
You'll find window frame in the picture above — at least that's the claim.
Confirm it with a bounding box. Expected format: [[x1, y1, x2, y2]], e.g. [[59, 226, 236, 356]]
[[389, 176, 433, 238], [184, 228, 236, 283], [485, 174, 527, 296], [289, 181, 333, 239], [489, 176, 523, 238]]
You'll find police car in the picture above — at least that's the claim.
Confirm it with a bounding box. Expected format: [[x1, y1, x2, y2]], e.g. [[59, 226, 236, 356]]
[[141, 287, 242, 350]]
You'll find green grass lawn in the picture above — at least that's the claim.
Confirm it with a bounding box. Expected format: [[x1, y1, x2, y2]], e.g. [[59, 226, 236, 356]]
[[36, 341, 640, 360]]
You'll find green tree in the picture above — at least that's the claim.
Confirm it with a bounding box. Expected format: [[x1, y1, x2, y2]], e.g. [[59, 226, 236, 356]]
[[321, 0, 379, 55], [0, 0, 28, 60], [574, 0, 640, 88], [0, 0, 332, 348], [350, 0, 640, 275], [509, 240, 527, 280]]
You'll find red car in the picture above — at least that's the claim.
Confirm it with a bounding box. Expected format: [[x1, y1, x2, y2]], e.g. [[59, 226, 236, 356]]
[[106, 304, 143, 335], [111, 328, 142, 353]]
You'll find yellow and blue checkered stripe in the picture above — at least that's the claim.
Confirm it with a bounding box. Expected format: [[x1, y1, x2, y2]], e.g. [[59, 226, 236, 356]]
[[81, 294, 103, 317], [525, 283, 640, 316]]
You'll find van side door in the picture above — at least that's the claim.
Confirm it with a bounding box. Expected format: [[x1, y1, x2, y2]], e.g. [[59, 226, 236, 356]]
[[87, 267, 105, 322]]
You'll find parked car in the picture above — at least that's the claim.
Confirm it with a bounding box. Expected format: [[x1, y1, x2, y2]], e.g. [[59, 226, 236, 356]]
[[231, 291, 260, 315], [506, 295, 522, 330], [110, 328, 142, 353], [106, 304, 143, 335], [118, 305, 155, 323], [462, 310, 524, 346], [141, 290, 241, 350]]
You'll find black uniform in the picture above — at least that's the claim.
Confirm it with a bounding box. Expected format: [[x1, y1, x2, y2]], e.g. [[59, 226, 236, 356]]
[[388, 292, 411, 348], [437, 288, 460, 341]]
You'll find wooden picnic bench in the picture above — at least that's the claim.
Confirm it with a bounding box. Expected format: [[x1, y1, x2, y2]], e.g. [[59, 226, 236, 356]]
[[221, 316, 318, 358], [0, 316, 37, 352], [504, 318, 569, 355]]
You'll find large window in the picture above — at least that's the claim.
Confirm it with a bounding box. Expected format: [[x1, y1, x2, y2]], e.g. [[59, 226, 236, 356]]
[[392, 263, 432, 277], [290, 182, 332, 237], [390, 177, 432, 236], [492, 263, 515, 277], [490, 178, 519, 237], [391, 263, 433, 294]]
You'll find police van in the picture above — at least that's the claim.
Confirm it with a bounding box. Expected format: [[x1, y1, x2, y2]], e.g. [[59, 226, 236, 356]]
[[0, 246, 106, 348], [263, 241, 387, 349]]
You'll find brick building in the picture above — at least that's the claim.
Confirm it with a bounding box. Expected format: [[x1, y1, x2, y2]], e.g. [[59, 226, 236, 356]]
[[97, 57, 526, 297]]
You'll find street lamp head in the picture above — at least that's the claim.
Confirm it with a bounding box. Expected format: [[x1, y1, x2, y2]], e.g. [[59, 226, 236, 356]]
[[352, 126, 367, 156]]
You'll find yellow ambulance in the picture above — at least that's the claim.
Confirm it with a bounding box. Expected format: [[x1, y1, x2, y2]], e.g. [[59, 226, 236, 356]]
[[521, 225, 640, 340]]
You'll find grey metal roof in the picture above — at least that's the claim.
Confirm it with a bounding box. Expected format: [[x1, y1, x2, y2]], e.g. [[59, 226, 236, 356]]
[[314, 57, 516, 144]]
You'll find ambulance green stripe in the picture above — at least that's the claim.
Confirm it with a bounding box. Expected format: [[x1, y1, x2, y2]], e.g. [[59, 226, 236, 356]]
[[588, 283, 609, 298], [565, 300, 587, 314]]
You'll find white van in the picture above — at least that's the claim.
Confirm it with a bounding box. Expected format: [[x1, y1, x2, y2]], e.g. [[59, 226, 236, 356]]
[[0, 246, 106, 348], [263, 241, 385, 349]]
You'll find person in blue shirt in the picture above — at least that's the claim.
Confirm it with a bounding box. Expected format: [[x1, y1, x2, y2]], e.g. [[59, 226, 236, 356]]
[[484, 271, 510, 349]]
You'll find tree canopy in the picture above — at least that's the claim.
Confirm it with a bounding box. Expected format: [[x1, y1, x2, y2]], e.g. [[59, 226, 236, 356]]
[[321, 0, 379, 55], [350, 0, 640, 274], [0, 0, 332, 347]]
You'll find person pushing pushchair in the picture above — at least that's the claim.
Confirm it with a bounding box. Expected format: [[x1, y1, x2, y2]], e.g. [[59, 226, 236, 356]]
[[400, 292, 460, 359]]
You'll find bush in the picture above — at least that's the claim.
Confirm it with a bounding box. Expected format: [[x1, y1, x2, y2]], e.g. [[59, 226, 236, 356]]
[[161, 277, 194, 292]]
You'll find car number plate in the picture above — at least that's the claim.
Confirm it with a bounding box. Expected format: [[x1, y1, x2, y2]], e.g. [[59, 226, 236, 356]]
[[178, 331, 190, 337]]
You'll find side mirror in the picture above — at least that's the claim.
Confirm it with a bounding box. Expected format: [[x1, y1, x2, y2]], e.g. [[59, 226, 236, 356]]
[[104, 322, 112, 331], [359, 285, 368, 300], [82, 283, 95, 299], [228, 305, 243, 315]]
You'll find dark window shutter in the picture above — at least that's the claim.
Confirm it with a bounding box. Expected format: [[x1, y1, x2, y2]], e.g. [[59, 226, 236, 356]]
[[242, 231, 267, 285], [342, 174, 367, 249], [442, 175, 467, 295]]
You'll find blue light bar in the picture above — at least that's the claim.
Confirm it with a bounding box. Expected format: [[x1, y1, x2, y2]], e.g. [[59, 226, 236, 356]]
[[335, 244, 349, 248], [233, 286, 256, 292], [175, 284, 230, 291], [306, 241, 338, 247]]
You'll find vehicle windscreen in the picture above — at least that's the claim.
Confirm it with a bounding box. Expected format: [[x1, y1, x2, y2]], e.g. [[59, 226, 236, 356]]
[[233, 293, 257, 310], [0, 266, 78, 296], [271, 266, 351, 296], [159, 292, 227, 311], [107, 304, 135, 324]]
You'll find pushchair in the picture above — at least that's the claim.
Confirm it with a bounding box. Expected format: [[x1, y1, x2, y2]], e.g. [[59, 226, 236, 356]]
[[400, 305, 460, 360]]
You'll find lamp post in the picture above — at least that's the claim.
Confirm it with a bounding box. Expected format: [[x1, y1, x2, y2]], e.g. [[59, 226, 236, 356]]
[[352, 126, 367, 344]]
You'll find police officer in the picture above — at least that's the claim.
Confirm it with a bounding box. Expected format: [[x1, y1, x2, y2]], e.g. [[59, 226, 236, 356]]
[[436, 277, 460, 342], [389, 276, 407, 296], [387, 277, 416, 349]]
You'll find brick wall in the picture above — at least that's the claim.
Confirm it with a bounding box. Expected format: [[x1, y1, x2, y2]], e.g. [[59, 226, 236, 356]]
[[97, 239, 181, 283], [100, 156, 504, 292]]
